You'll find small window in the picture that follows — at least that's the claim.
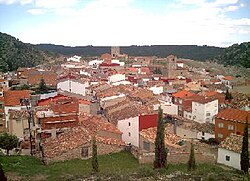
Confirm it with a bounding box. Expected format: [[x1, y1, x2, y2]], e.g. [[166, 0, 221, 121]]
[[218, 123, 224, 128], [218, 133, 223, 138], [81, 147, 89, 158], [128, 122, 131, 126], [226, 155, 230, 161], [143, 141, 150, 151], [228, 125, 234, 130], [128, 132, 131, 137], [202, 132, 205, 136], [206, 112, 211, 116], [0, 124, 3, 127], [0, 104, 3, 109]]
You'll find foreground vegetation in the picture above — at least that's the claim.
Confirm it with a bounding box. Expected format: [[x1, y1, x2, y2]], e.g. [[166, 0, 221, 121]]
[[1, 151, 247, 181]]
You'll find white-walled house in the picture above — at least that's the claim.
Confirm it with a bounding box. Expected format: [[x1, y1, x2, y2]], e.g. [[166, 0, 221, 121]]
[[192, 99, 218, 124], [57, 79, 89, 96], [88, 59, 104, 67], [108, 74, 126, 84], [67, 55, 81, 62], [149, 86, 163, 95], [217, 133, 244, 170], [118, 116, 139, 146], [183, 95, 218, 124], [153, 100, 178, 115]]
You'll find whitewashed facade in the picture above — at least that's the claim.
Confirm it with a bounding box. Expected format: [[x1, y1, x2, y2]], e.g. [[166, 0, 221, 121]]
[[57, 79, 89, 96], [192, 99, 218, 124], [108, 74, 125, 84], [117, 116, 139, 147], [217, 148, 241, 170]]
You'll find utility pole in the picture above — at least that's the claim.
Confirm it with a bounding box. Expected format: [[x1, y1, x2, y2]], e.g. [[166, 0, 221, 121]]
[[23, 98, 33, 156]]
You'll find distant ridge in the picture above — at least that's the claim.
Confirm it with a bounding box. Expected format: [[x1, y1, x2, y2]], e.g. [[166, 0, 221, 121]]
[[35, 44, 225, 61], [216, 42, 250, 68]]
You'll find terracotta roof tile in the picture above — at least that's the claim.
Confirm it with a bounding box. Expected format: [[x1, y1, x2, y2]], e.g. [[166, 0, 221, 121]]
[[216, 108, 250, 123], [140, 125, 181, 147], [172, 90, 194, 99], [79, 114, 122, 135], [4, 90, 30, 106], [219, 133, 243, 153]]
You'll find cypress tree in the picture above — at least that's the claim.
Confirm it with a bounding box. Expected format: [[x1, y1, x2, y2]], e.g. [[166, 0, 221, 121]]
[[187, 142, 196, 171], [38, 78, 48, 93], [154, 106, 167, 169], [241, 117, 249, 174], [92, 136, 99, 173], [0, 163, 7, 181]]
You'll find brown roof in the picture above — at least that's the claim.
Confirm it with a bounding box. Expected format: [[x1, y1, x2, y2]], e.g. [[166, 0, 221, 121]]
[[43, 126, 91, 158], [4, 90, 30, 106], [79, 114, 122, 135], [172, 90, 194, 99], [140, 125, 181, 147], [216, 109, 250, 123], [108, 104, 152, 124], [219, 133, 243, 153]]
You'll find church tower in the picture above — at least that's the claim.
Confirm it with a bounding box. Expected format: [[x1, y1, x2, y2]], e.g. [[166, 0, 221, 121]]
[[111, 46, 120, 58]]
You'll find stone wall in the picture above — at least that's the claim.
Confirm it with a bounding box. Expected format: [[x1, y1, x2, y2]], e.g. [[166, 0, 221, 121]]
[[44, 142, 125, 164]]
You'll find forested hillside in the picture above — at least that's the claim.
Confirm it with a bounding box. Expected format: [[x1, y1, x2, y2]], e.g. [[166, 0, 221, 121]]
[[0, 32, 46, 72], [216, 42, 250, 68], [36, 44, 224, 61]]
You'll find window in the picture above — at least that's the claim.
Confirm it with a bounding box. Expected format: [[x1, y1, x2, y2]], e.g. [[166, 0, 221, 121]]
[[218, 133, 223, 138], [81, 147, 89, 158], [143, 141, 150, 151], [228, 125, 234, 130], [226, 155, 230, 161], [206, 112, 211, 116], [0, 104, 3, 109], [128, 122, 131, 126], [218, 123, 224, 128], [128, 132, 131, 137], [202, 132, 205, 136], [0, 124, 3, 127]]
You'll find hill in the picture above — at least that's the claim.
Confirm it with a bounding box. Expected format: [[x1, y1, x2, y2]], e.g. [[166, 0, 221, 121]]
[[0, 32, 57, 72], [1, 151, 246, 181], [216, 42, 250, 68], [36, 44, 224, 61]]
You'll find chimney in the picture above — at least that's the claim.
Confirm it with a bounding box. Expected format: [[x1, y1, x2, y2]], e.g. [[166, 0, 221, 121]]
[[51, 128, 56, 139]]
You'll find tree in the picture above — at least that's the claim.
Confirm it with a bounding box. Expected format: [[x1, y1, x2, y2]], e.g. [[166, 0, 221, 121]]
[[0, 133, 18, 155], [241, 117, 249, 174], [225, 89, 233, 100], [154, 106, 167, 169], [187, 142, 196, 171], [92, 136, 99, 173], [0, 162, 7, 181], [38, 78, 48, 93]]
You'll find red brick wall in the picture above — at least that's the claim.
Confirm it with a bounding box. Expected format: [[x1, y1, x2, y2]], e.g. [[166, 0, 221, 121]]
[[215, 118, 249, 142]]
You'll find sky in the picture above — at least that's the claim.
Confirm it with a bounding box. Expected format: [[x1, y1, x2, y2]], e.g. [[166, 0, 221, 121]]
[[0, 0, 250, 47]]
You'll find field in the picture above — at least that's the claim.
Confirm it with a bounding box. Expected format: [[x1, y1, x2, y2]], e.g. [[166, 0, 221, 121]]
[[1, 151, 247, 181]]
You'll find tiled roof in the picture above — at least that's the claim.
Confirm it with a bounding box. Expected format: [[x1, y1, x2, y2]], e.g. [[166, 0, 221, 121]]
[[172, 90, 193, 99], [216, 108, 250, 123], [79, 99, 91, 105], [79, 114, 122, 135], [219, 133, 243, 153], [223, 76, 233, 81], [43, 126, 91, 158], [186, 94, 217, 104], [4, 90, 30, 106], [9, 109, 29, 119], [108, 104, 152, 123], [37, 94, 68, 106], [140, 125, 181, 147]]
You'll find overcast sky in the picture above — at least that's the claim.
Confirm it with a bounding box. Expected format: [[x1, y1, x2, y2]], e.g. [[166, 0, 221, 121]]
[[0, 0, 250, 47]]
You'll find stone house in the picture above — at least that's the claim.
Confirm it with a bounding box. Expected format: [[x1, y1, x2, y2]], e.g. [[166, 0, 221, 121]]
[[43, 115, 125, 164]]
